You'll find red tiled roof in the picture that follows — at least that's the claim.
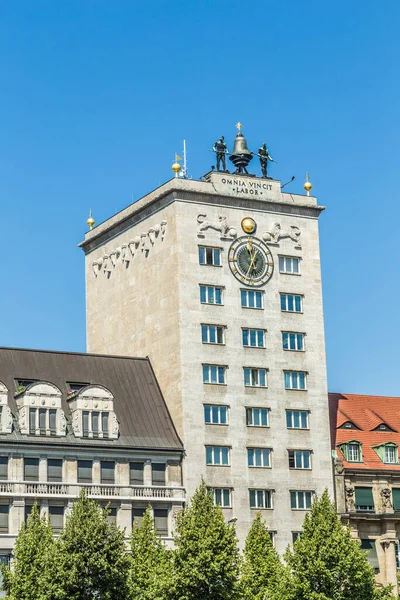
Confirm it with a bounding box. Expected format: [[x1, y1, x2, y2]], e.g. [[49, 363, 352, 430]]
[[329, 393, 400, 470]]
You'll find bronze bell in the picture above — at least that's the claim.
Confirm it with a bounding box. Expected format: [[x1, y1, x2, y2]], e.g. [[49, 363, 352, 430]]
[[229, 132, 253, 174]]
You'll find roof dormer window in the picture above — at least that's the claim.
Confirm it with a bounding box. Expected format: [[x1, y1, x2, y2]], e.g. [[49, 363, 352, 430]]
[[68, 385, 119, 439], [372, 442, 399, 465], [16, 382, 67, 437], [338, 441, 363, 463]]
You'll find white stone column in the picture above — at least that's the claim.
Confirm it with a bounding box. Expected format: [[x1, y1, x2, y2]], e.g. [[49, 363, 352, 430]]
[[116, 460, 129, 485], [93, 460, 101, 484], [39, 456, 47, 481], [382, 540, 398, 595], [40, 501, 49, 520], [143, 460, 152, 486], [9, 499, 24, 535], [117, 502, 132, 535], [64, 457, 77, 483]]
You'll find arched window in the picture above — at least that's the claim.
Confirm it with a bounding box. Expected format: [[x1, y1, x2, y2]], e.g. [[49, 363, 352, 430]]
[[15, 382, 66, 436], [67, 385, 119, 439]]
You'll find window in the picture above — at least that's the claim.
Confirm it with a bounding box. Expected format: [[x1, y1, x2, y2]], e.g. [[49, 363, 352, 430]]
[[206, 446, 230, 466], [102, 412, 109, 438], [152, 463, 166, 486], [241, 289, 263, 309], [68, 382, 88, 393], [347, 443, 362, 462], [39, 409, 46, 434], [360, 539, 379, 570], [78, 460, 92, 484], [392, 489, 400, 510], [248, 448, 271, 468], [208, 488, 231, 508], [82, 411, 89, 437], [0, 505, 9, 533], [201, 325, 225, 344], [249, 490, 272, 509], [24, 458, 39, 482], [0, 458, 8, 481], [242, 329, 265, 348], [49, 409, 56, 435], [291, 491, 313, 509], [384, 445, 398, 464], [48, 459, 62, 482], [25, 504, 33, 523], [49, 506, 64, 534], [246, 408, 269, 427], [203, 365, 226, 385], [204, 405, 228, 425], [292, 531, 302, 543], [288, 450, 311, 469], [282, 332, 304, 351], [199, 246, 221, 266], [279, 256, 300, 274], [29, 408, 36, 434], [286, 410, 309, 429], [244, 368, 267, 388], [29, 408, 58, 436], [154, 509, 168, 536], [200, 285, 223, 305], [130, 462, 144, 486], [280, 294, 302, 313], [100, 461, 115, 485], [92, 412, 99, 437], [355, 487, 374, 512], [132, 507, 145, 528], [284, 371, 307, 390]]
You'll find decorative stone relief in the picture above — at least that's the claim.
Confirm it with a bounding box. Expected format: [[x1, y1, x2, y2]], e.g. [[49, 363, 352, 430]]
[[92, 220, 168, 277], [345, 485, 355, 512], [380, 487, 392, 509], [4, 406, 12, 434], [72, 411, 80, 434], [19, 406, 27, 431], [111, 413, 119, 437], [197, 214, 236, 239], [262, 222, 302, 249], [60, 410, 67, 435]]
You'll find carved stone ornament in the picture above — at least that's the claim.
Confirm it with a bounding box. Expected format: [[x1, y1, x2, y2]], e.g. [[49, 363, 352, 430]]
[[60, 410, 67, 435], [4, 406, 12, 433], [72, 411, 80, 434], [92, 221, 168, 277], [334, 458, 345, 475], [345, 485, 355, 511], [111, 413, 119, 437], [197, 214, 237, 239], [19, 406, 27, 432], [262, 222, 302, 249], [380, 487, 392, 509]]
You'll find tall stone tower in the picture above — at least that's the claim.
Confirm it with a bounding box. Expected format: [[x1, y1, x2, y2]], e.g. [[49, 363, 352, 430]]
[[80, 138, 333, 550]]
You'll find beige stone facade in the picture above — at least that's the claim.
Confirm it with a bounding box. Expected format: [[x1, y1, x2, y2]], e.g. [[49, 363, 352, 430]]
[[81, 171, 334, 551]]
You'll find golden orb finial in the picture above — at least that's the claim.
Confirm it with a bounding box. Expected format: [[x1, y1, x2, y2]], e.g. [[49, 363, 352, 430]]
[[87, 209, 95, 230], [172, 153, 182, 178], [304, 172, 313, 196], [241, 217, 256, 234]]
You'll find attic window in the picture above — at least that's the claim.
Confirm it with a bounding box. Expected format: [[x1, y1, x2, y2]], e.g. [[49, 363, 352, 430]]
[[15, 379, 38, 390], [340, 421, 357, 430], [68, 383, 89, 393], [345, 422, 352, 428], [338, 441, 363, 462]]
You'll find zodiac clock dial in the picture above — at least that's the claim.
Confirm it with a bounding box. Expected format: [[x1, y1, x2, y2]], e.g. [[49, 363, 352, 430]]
[[228, 236, 274, 287]]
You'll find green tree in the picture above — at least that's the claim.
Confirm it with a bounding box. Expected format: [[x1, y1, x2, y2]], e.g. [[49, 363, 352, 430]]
[[1, 502, 55, 600], [128, 506, 171, 600], [240, 512, 282, 600], [171, 480, 240, 600], [56, 490, 130, 600], [271, 489, 394, 600]]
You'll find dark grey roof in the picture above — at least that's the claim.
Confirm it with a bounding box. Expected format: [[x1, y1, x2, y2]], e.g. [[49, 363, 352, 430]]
[[0, 347, 183, 451]]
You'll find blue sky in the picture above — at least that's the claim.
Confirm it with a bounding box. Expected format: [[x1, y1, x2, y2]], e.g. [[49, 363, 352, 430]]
[[0, 0, 398, 394]]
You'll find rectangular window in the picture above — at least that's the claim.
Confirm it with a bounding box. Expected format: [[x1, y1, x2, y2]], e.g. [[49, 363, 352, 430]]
[[154, 509, 168, 536], [25, 504, 33, 523], [200, 285, 223, 305], [208, 488, 231, 508], [152, 463, 166, 486], [204, 405, 228, 425], [82, 411, 89, 437], [199, 246, 221, 266], [103, 506, 117, 525], [284, 371, 307, 390], [244, 368, 267, 388], [248, 448, 271, 468], [100, 461, 115, 485], [292, 531, 302, 543], [246, 408, 269, 427], [393, 489, 400, 511], [92, 412, 99, 437], [130, 462, 144, 486], [282, 332, 304, 351], [49, 506, 64, 534], [280, 293, 302, 313], [291, 491, 313, 509], [201, 325, 225, 344], [0, 458, 8, 481], [49, 409, 56, 435], [355, 487, 374, 512], [203, 365, 226, 385], [0, 506, 9, 533], [288, 450, 311, 469], [206, 446, 230, 466], [24, 458, 39, 482], [286, 410, 309, 429], [360, 539, 379, 570], [102, 412, 109, 438], [347, 443, 361, 462], [39, 409, 46, 434], [132, 507, 146, 528], [242, 329, 265, 348], [29, 408, 36, 434], [48, 459, 62, 482], [249, 490, 272, 509], [241, 289, 263, 309], [77, 460, 92, 484], [384, 446, 397, 464], [279, 256, 300, 274]]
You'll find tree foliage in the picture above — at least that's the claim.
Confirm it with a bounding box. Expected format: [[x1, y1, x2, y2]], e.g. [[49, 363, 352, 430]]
[[128, 506, 171, 600], [1, 502, 55, 600], [271, 489, 394, 600], [240, 512, 282, 600], [171, 480, 240, 600]]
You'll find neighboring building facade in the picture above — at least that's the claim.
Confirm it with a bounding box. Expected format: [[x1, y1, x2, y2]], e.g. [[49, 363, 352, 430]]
[[0, 347, 185, 566], [330, 392, 400, 594], [80, 163, 333, 550]]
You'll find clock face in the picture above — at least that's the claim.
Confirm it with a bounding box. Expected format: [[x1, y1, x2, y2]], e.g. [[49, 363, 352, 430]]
[[228, 236, 274, 287]]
